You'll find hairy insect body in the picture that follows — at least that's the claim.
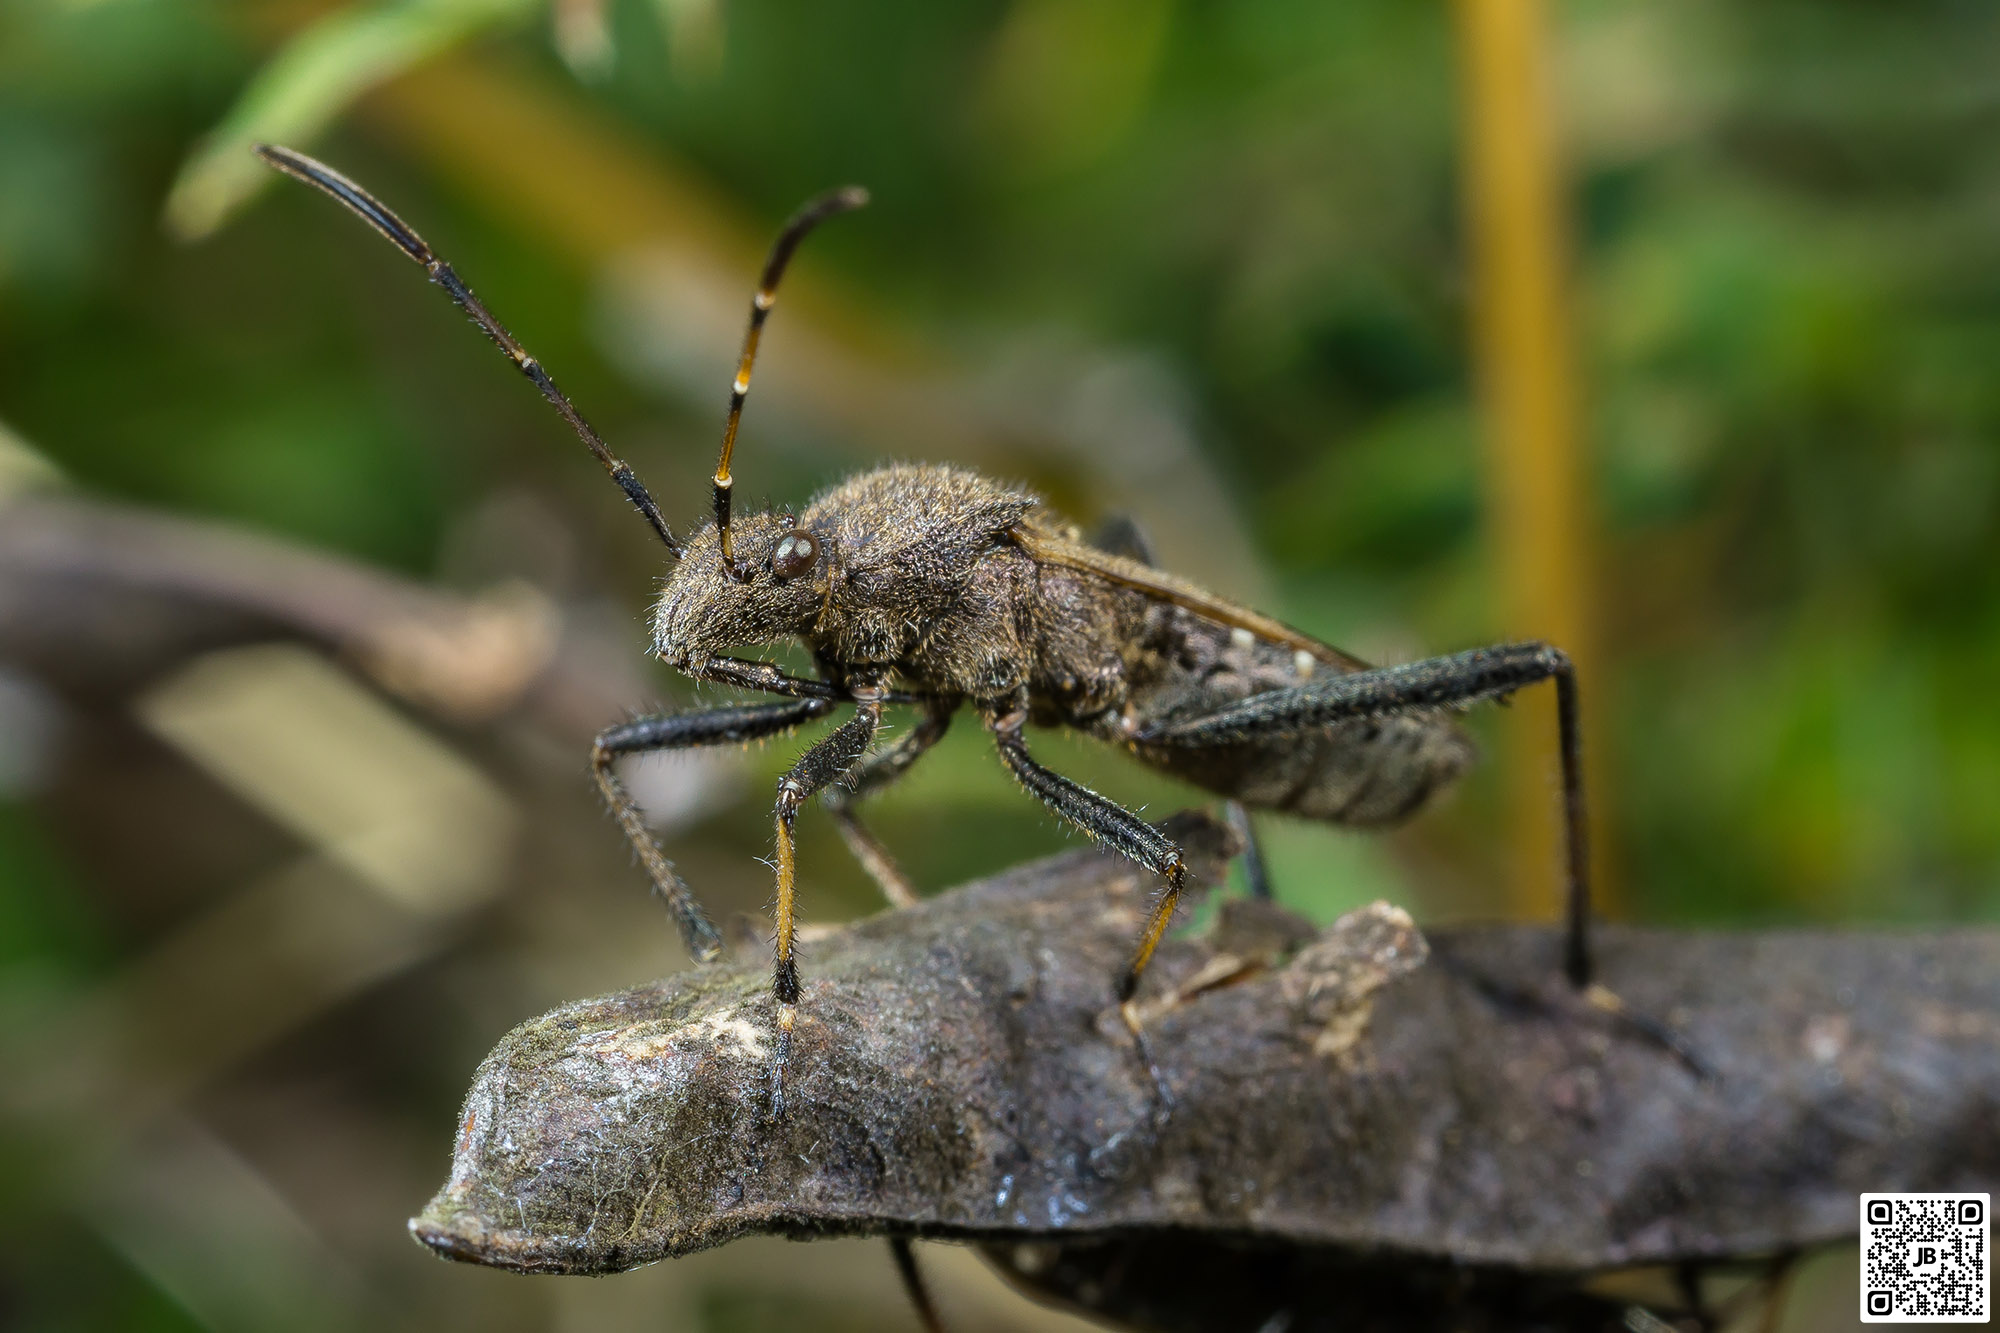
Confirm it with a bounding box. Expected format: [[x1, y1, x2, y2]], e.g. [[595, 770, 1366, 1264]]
[[654, 461, 1474, 828], [258, 145, 1597, 1116], [653, 466, 1037, 696]]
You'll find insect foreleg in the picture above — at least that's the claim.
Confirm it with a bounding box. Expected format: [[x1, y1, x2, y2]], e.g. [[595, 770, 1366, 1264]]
[[683, 655, 936, 706], [822, 699, 956, 908], [770, 698, 882, 1113], [1138, 641, 1591, 989], [593, 699, 837, 963]]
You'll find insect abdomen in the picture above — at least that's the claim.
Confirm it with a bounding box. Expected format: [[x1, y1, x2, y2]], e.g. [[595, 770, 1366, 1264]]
[[1116, 611, 1475, 827], [1133, 715, 1474, 825]]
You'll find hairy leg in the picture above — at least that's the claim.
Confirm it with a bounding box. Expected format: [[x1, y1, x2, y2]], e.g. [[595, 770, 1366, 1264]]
[[769, 697, 883, 1113], [986, 705, 1188, 1110], [592, 698, 836, 962], [1137, 642, 1591, 987], [1093, 515, 1271, 903], [822, 700, 956, 908], [986, 704, 1186, 1002]]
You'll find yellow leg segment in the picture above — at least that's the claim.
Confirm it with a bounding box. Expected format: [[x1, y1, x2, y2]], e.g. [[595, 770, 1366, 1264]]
[[773, 788, 801, 1000], [771, 786, 804, 1116], [828, 805, 919, 909], [759, 695, 883, 1115], [1116, 853, 1184, 1003]]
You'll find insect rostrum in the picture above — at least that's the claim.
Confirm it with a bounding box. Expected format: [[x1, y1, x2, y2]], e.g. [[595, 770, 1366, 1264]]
[[256, 145, 1593, 1114]]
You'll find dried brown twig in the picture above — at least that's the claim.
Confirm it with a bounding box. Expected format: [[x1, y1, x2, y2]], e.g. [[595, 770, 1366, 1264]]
[[0, 492, 639, 730], [412, 813, 2000, 1328]]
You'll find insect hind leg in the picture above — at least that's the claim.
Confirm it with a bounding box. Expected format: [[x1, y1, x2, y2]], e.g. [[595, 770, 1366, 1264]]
[[1137, 642, 1593, 989], [1087, 512, 1156, 565], [887, 1238, 944, 1333]]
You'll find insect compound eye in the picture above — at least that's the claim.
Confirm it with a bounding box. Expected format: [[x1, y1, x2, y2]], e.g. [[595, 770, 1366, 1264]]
[[770, 528, 820, 581]]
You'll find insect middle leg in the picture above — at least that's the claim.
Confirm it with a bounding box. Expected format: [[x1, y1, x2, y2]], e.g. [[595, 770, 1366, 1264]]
[[1136, 642, 1593, 987], [987, 703, 1187, 1107], [820, 698, 955, 909], [1223, 801, 1272, 900], [1089, 513, 1272, 902], [985, 703, 1186, 1001], [593, 698, 838, 964]]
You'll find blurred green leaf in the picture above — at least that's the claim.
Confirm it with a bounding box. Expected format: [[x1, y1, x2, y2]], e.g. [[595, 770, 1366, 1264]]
[[163, 0, 538, 241], [966, 0, 1174, 180], [0, 414, 65, 499]]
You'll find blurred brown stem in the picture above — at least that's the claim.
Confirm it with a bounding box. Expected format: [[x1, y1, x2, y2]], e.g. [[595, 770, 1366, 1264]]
[[0, 492, 638, 733], [1455, 0, 1615, 925]]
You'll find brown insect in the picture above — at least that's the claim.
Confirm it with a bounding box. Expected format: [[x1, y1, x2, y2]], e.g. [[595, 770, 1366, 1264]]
[[256, 145, 1592, 1110]]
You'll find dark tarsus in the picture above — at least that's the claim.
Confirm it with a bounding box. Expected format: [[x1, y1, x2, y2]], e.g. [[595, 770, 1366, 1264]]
[[255, 143, 1597, 1089]]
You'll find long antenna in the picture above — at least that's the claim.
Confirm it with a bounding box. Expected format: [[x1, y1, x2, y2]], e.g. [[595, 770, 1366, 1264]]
[[254, 143, 683, 556], [711, 185, 868, 578]]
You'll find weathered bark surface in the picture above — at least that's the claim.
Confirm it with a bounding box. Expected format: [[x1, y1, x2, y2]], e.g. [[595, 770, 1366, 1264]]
[[410, 809, 2000, 1296]]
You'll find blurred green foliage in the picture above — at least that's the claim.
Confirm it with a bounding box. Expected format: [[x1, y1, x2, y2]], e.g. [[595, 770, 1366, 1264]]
[[2, 0, 1998, 1327], [3, 0, 1996, 944]]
